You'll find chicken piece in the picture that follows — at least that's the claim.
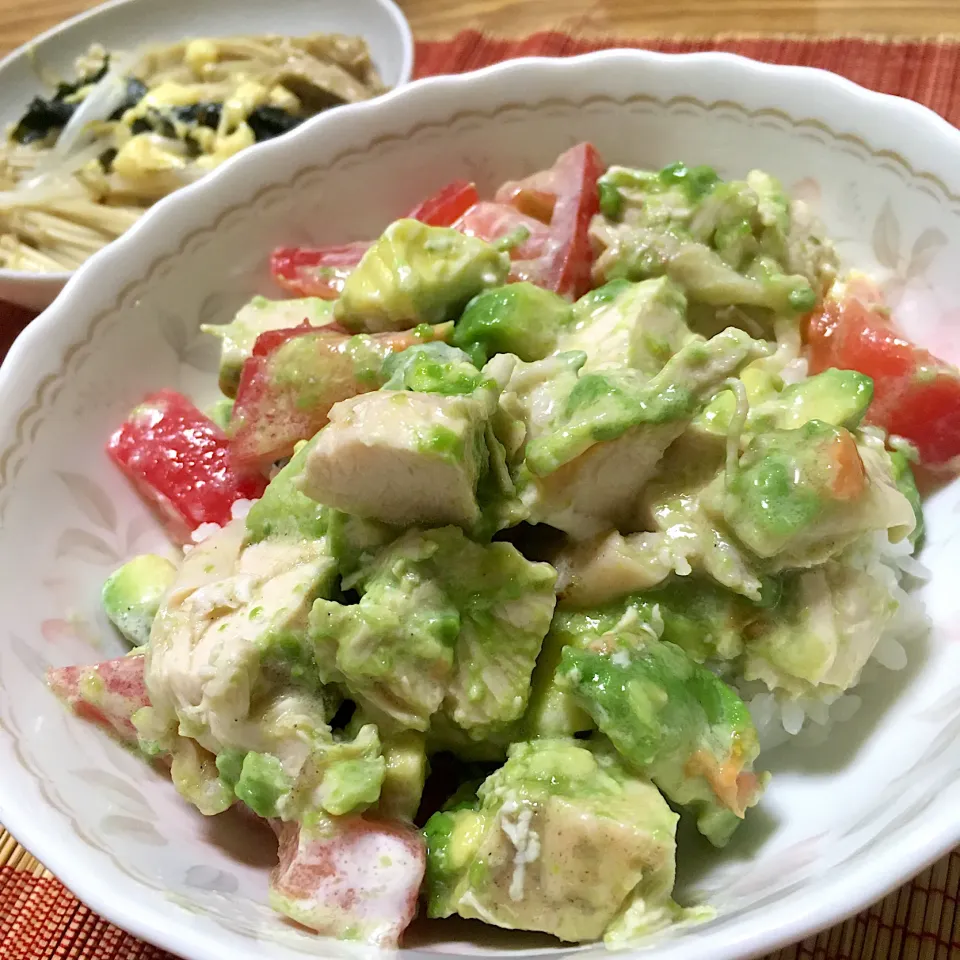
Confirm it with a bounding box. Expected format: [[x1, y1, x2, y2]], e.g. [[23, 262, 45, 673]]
[[555, 531, 684, 608], [299, 389, 490, 530], [557, 276, 692, 373], [271, 816, 425, 946], [503, 328, 767, 539], [744, 558, 901, 696]]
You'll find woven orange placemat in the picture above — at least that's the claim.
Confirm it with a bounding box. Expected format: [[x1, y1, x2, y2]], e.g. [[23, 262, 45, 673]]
[[3, 29, 960, 960]]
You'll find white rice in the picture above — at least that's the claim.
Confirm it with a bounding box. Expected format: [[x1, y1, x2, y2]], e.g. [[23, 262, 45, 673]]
[[740, 531, 931, 752], [183, 498, 259, 551]]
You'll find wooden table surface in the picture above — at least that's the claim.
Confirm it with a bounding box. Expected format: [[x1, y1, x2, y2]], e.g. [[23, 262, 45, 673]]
[[1, 0, 960, 56]]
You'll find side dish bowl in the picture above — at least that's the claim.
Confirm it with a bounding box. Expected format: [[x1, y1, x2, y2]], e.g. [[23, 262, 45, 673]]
[[1, 49, 959, 960], [0, 0, 413, 310]]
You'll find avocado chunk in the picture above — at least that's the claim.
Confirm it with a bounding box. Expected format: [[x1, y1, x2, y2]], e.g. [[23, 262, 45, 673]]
[[379, 730, 428, 821], [102, 554, 177, 646], [591, 162, 833, 319], [382, 341, 484, 394], [245, 436, 329, 543], [422, 739, 680, 943], [452, 282, 573, 364], [753, 369, 873, 432], [334, 219, 510, 333], [558, 630, 766, 847], [522, 624, 594, 739], [202, 295, 334, 397], [206, 395, 234, 431], [558, 276, 692, 374], [889, 449, 924, 548], [310, 527, 557, 737], [702, 422, 916, 566]]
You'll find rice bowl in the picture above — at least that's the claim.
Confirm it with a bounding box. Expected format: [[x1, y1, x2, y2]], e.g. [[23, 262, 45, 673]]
[[0, 49, 958, 960]]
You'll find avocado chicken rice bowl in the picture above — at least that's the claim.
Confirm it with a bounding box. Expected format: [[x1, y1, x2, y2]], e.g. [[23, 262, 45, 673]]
[[48, 143, 953, 948]]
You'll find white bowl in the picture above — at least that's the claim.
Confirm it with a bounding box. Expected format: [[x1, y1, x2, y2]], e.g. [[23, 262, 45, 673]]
[[0, 0, 413, 311], [1, 49, 960, 960]]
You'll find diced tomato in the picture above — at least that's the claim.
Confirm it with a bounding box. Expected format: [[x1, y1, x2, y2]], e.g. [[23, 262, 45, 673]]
[[491, 142, 605, 299], [805, 296, 960, 467], [230, 324, 453, 468], [271, 817, 425, 947], [405, 179, 479, 227], [47, 654, 149, 744], [497, 186, 556, 223], [452, 201, 551, 261], [108, 389, 267, 543], [270, 242, 371, 299]]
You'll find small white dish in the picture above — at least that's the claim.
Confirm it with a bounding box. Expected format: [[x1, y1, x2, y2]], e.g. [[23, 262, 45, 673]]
[[0, 0, 413, 311], [0, 48, 960, 960]]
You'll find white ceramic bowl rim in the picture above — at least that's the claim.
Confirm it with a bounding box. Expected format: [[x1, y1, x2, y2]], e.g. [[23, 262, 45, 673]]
[[0, 0, 414, 283], [3, 49, 960, 960]]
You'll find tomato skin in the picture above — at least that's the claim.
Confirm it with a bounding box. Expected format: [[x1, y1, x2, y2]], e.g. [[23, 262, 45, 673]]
[[107, 389, 267, 543], [270, 242, 370, 299], [493, 142, 605, 299], [405, 179, 479, 226], [805, 296, 960, 467], [47, 654, 149, 744], [452, 201, 551, 258], [230, 324, 452, 468]]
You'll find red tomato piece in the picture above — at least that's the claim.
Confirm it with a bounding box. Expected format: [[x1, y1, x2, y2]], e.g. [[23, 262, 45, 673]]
[[47, 654, 149, 744], [230, 324, 453, 469], [806, 296, 960, 467], [492, 142, 605, 299], [107, 389, 267, 543], [405, 179, 479, 227], [270, 242, 371, 300], [271, 817, 425, 946], [453, 200, 550, 259]]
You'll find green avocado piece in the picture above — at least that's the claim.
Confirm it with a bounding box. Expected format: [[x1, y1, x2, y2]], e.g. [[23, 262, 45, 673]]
[[206, 395, 234, 431], [334, 219, 510, 333], [245, 436, 329, 543], [318, 756, 387, 816], [522, 624, 594, 739], [378, 730, 428, 821], [233, 751, 293, 819], [594, 163, 819, 317], [422, 739, 680, 942], [890, 449, 924, 548], [525, 327, 766, 475], [755, 369, 874, 431], [310, 527, 556, 737], [558, 634, 765, 847], [202, 295, 334, 397], [703, 420, 858, 559], [102, 554, 177, 646], [452, 282, 573, 364], [381, 342, 483, 394]]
